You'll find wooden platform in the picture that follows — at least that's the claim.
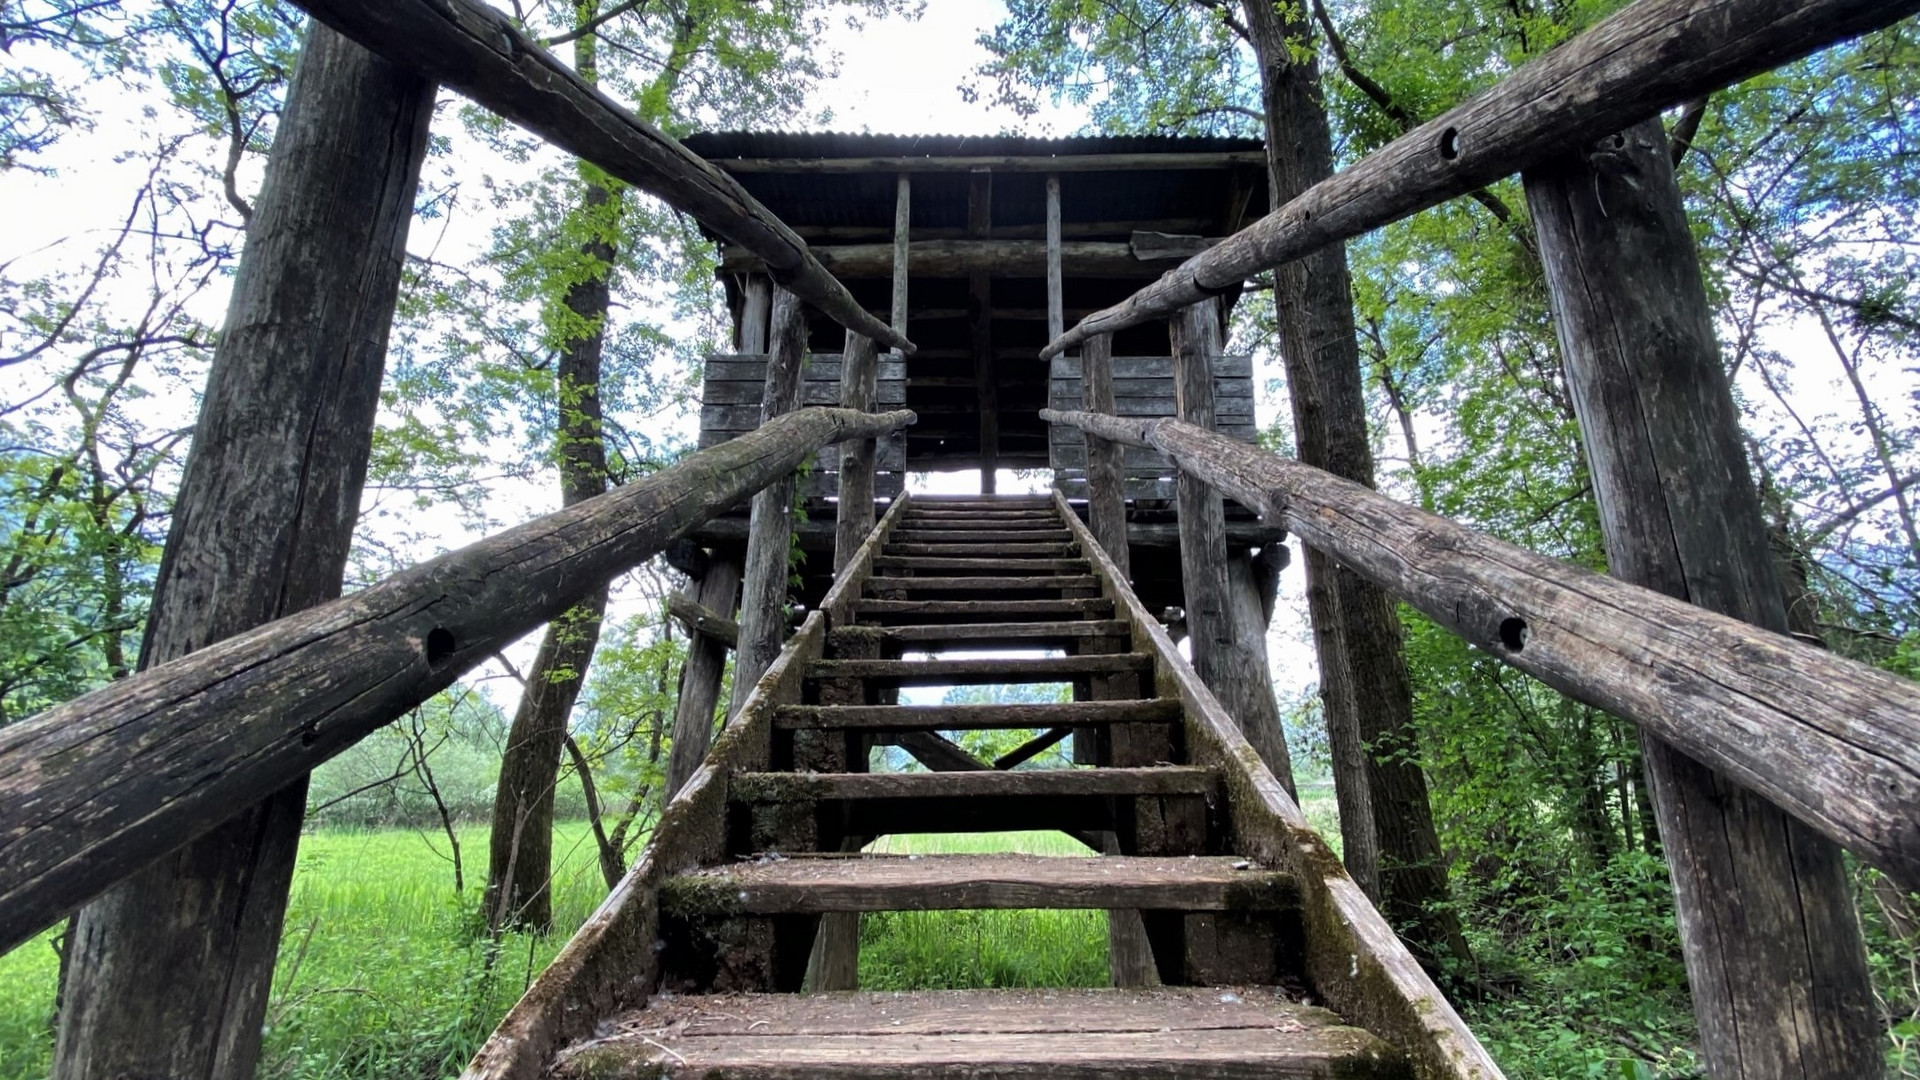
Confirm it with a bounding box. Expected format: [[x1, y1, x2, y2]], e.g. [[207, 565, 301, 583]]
[[553, 988, 1405, 1079]]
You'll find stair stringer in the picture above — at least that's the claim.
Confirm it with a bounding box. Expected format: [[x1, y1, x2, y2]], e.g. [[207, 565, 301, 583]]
[[1051, 489, 1506, 1080], [462, 495, 916, 1080]]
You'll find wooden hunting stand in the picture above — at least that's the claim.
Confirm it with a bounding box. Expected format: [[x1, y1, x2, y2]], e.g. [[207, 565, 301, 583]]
[[8, 0, 1920, 1078]]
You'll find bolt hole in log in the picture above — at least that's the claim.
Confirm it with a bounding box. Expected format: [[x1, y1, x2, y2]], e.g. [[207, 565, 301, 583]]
[[1498, 617, 1528, 652], [425, 626, 457, 669], [1439, 127, 1461, 160]]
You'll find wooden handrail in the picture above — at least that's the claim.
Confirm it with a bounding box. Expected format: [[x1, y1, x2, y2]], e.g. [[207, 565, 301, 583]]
[[1041, 408, 1920, 892], [1039, 0, 1920, 359], [0, 406, 916, 954], [284, 0, 913, 356]]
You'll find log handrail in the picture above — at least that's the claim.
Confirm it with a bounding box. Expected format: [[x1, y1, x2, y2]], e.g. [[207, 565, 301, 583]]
[[1039, 0, 1920, 359], [0, 406, 916, 955], [1040, 407, 1920, 893], [284, 0, 913, 355]]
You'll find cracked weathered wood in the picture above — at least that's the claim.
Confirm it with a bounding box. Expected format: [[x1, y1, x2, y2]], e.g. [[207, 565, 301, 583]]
[[1041, 0, 1920, 358], [664, 855, 1298, 913], [664, 557, 742, 800], [775, 699, 1181, 732], [732, 766, 1212, 803], [667, 592, 738, 649], [282, 0, 909, 354], [0, 407, 915, 954], [1042, 409, 1920, 892], [850, 597, 1115, 621], [730, 291, 809, 717], [806, 654, 1152, 688], [833, 331, 880, 574]]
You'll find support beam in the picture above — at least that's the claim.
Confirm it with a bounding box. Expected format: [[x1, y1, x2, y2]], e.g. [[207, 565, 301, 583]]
[[731, 290, 810, 717], [737, 275, 772, 353], [664, 556, 742, 801], [1082, 333, 1129, 580], [1168, 303, 1294, 791], [710, 151, 1268, 173], [834, 331, 880, 573], [1524, 119, 1879, 1078], [1041, 0, 1920, 358], [1046, 175, 1064, 341], [284, 0, 910, 354], [0, 405, 916, 956], [968, 169, 997, 493], [667, 591, 739, 648], [890, 175, 910, 345], [52, 29, 436, 1080], [1040, 408, 1920, 893]]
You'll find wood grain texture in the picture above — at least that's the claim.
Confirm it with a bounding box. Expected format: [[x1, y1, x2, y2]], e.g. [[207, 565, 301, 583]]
[[52, 29, 437, 1080], [777, 700, 1178, 734], [664, 855, 1297, 913], [833, 332, 880, 574], [665, 558, 742, 800], [1053, 489, 1505, 1080], [732, 766, 1213, 803], [0, 408, 913, 956], [807, 653, 1152, 687], [1043, 410, 1920, 892], [284, 0, 910, 353], [730, 291, 810, 717], [1041, 0, 1920, 358], [891, 174, 911, 341], [1524, 120, 1879, 1077], [1082, 332, 1132, 580]]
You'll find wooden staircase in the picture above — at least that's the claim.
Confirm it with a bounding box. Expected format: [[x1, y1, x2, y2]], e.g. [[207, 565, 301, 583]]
[[471, 493, 1501, 1080]]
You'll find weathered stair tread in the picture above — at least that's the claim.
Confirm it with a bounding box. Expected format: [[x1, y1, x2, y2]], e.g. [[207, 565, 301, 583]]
[[830, 620, 1128, 651], [872, 555, 1091, 573], [886, 542, 1078, 557], [733, 765, 1213, 802], [851, 597, 1113, 620], [808, 654, 1151, 686], [889, 529, 1075, 543], [662, 854, 1297, 913], [867, 574, 1101, 592], [895, 517, 1066, 530], [775, 698, 1182, 731], [556, 988, 1401, 1079]]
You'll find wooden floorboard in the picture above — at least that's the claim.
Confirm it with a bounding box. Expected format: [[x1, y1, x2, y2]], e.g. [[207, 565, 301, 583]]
[[662, 854, 1298, 913], [556, 988, 1401, 1079]]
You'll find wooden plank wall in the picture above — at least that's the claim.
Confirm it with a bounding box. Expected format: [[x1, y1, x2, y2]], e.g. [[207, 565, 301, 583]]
[[702, 353, 908, 499], [1049, 354, 1254, 501]]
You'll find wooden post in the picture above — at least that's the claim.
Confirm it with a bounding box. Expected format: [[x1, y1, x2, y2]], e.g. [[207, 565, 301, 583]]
[[1081, 333, 1129, 579], [739, 275, 772, 354], [664, 556, 742, 800], [891, 175, 910, 344], [1524, 118, 1880, 1078], [51, 28, 436, 1080], [834, 332, 880, 573], [1046, 173, 1064, 341], [968, 168, 997, 494], [1169, 301, 1295, 791], [730, 289, 808, 717]]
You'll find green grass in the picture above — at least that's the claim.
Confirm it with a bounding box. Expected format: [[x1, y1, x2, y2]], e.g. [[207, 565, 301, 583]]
[[0, 822, 608, 1080], [856, 831, 1110, 992]]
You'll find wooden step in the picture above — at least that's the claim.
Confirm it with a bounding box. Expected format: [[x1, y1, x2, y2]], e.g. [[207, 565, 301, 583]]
[[900, 510, 1060, 522], [867, 574, 1101, 593], [661, 854, 1297, 914], [775, 698, 1183, 732], [808, 654, 1151, 687], [889, 529, 1074, 544], [886, 542, 1078, 558], [735, 766, 1210, 803], [872, 555, 1091, 573], [830, 619, 1129, 652], [850, 597, 1113, 622], [906, 495, 1052, 506], [897, 517, 1064, 531], [556, 988, 1401, 1079]]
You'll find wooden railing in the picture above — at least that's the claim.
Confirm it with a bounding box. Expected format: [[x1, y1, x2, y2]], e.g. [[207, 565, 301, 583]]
[[0, 406, 914, 956], [1043, 408, 1920, 894]]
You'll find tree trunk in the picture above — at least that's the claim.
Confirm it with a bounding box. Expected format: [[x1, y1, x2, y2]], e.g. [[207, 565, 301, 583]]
[[1240, 0, 1466, 970], [1524, 118, 1880, 1078], [484, 23, 619, 934], [52, 26, 435, 1080]]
